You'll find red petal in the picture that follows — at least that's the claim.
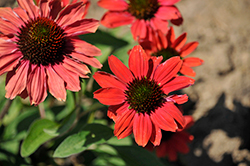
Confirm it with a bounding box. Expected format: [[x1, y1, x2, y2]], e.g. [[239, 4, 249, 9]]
[[48, 0, 63, 20], [155, 29, 168, 49], [131, 19, 147, 40], [67, 37, 102, 56], [93, 87, 125, 105], [139, 39, 156, 54], [168, 94, 188, 104], [153, 56, 182, 85], [17, 0, 39, 19], [149, 17, 169, 35], [156, 141, 168, 158], [64, 19, 99, 37], [108, 55, 134, 83], [133, 113, 152, 147], [108, 102, 129, 121], [158, 0, 180, 5], [46, 65, 66, 101], [70, 52, 102, 69], [148, 56, 163, 79], [150, 108, 177, 132], [170, 15, 183, 26], [107, 109, 116, 121], [56, 2, 86, 27], [183, 57, 204, 67], [80, 0, 90, 18], [172, 33, 187, 50], [19, 88, 28, 99], [61, 0, 70, 5], [0, 52, 22, 76], [164, 103, 185, 129], [0, 19, 19, 35], [27, 64, 47, 105], [180, 64, 196, 77], [13, 7, 29, 23], [39, 0, 50, 18], [93, 71, 126, 90], [0, 39, 18, 56], [114, 109, 135, 139], [175, 130, 192, 141], [165, 144, 178, 161], [183, 115, 194, 129], [62, 57, 90, 78], [162, 76, 195, 94], [98, 0, 128, 11], [128, 45, 149, 78], [172, 135, 190, 153], [5, 60, 29, 100], [0, 7, 25, 26], [150, 123, 162, 146], [155, 6, 181, 20], [166, 26, 175, 45], [180, 42, 199, 57], [52, 64, 81, 91], [101, 11, 134, 28], [145, 23, 154, 42]]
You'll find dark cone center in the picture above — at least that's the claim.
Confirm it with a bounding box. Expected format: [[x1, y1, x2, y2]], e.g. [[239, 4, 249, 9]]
[[127, 0, 160, 20], [17, 17, 65, 66], [152, 47, 180, 62], [125, 77, 165, 113]]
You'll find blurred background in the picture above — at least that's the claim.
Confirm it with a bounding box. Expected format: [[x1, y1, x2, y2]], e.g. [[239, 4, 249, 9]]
[[1, 0, 250, 166], [82, 1, 250, 165]]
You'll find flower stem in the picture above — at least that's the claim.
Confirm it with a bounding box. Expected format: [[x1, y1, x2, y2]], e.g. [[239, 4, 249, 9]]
[[0, 99, 13, 120], [38, 103, 45, 118]]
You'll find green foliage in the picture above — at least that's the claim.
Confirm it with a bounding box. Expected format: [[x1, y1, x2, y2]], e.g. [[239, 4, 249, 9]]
[[112, 145, 167, 166], [53, 123, 113, 158], [21, 119, 59, 157], [91, 143, 167, 166]]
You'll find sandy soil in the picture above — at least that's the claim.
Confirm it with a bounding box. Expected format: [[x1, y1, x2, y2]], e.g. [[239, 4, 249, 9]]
[[172, 0, 250, 165]]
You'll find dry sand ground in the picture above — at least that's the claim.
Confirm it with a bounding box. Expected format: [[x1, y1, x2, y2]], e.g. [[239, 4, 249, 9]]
[[175, 1, 250, 166], [1, 0, 250, 166]]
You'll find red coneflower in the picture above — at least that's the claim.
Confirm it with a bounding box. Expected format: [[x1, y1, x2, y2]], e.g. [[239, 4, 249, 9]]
[[34, 0, 90, 18], [93, 45, 194, 147], [139, 27, 204, 77], [0, 0, 102, 105], [98, 0, 183, 41], [145, 115, 194, 161]]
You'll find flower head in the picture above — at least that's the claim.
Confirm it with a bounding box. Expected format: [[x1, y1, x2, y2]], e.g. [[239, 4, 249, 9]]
[[34, 0, 90, 18], [145, 115, 194, 161], [0, 0, 102, 105], [93, 45, 194, 147], [139, 27, 204, 77], [98, 0, 183, 41]]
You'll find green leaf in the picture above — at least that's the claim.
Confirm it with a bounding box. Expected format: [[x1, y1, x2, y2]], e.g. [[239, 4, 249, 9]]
[[2, 108, 39, 141], [21, 119, 59, 157], [107, 136, 132, 146], [53, 123, 113, 158], [79, 29, 128, 50], [2, 98, 22, 126], [112, 145, 167, 166], [56, 111, 76, 135], [0, 77, 7, 112], [93, 156, 126, 166]]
